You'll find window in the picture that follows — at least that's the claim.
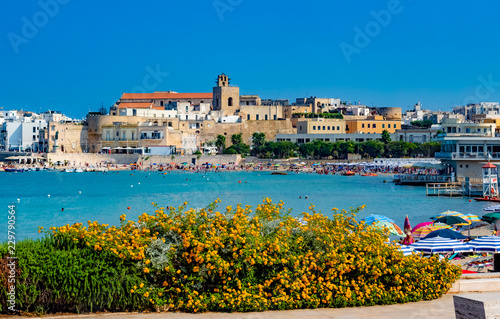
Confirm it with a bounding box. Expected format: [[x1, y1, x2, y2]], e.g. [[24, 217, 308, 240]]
[[362, 123, 365, 128], [33, 127, 36, 133], [382, 124, 385, 128], [328, 126, 331, 130], [160, 101, 164, 106], [228, 97, 233, 106], [313, 126, 316, 130], [247, 114, 250, 120], [388, 124, 391, 128], [337, 126, 340, 130], [131, 132, 135, 140], [323, 126, 325, 130], [265, 115, 268, 120], [299, 126, 302, 131], [122, 132, 126, 140], [273, 115, 277, 120], [368, 124, 371, 128], [373, 124, 376, 128], [256, 115, 259, 120], [33, 135, 36, 141]]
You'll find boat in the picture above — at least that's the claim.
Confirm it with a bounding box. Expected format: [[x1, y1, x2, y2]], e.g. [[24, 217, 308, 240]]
[[343, 171, 356, 176], [64, 168, 75, 173], [361, 173, 378, 177], [4, 168, 25, 173], [75, 168, 84, 173], [271, 172, 288, 175], [473, 196, 500, 202]]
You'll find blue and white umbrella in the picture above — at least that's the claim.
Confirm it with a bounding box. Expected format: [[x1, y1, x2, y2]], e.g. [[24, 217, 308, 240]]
[[410, 236, 473, 253], [468, 236, 500, 253], [385, 242, 414, 256], [396, 243, 414, 256], [361, 214, 395, 225]]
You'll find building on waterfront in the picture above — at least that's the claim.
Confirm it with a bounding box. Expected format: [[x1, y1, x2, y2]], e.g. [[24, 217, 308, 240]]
[[296, 118, 346, 134], [436, 135, 500, 179], [275, 132, 394, 144], [0, 120, 47, 152], [345, 115, 401, 134], [394, 126, 441, 143], [440, 118, 495, 137]]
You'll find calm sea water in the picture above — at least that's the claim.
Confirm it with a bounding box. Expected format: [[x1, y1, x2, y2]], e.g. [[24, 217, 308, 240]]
[[0, 170, 493, 242]]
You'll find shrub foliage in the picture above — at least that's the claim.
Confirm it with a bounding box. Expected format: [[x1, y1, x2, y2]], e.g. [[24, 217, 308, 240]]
[[0, 199, 461, 313]]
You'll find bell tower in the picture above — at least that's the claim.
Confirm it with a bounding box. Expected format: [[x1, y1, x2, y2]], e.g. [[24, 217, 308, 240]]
[[213, 73, 240, 116]]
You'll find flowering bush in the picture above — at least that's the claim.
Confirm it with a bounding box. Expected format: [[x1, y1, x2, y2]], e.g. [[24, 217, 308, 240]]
[[1, 199, 462, 313]]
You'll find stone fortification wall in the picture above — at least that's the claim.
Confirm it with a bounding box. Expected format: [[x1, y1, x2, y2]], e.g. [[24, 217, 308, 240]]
[[46, 153, 241, 166]]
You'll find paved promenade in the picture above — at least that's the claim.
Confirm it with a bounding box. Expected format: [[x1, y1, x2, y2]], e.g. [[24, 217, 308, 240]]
[[30, 293, 462, 319]]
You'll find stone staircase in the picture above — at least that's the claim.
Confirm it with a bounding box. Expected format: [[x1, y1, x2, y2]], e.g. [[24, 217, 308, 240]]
[[449, 273, 500, 293]]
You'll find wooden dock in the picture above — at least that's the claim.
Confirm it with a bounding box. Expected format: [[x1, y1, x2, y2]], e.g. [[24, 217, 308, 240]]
[[426, 182, 483, 197]]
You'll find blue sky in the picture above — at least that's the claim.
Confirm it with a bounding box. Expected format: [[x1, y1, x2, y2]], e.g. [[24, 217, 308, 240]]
[[2, 0, 500, 118]]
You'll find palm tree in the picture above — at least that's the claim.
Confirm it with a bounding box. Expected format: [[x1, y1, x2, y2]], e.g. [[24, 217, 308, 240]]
[[215, 135, 226, 154]]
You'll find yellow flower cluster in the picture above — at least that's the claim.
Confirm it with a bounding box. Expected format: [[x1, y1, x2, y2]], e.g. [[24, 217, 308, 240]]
[[48, 198, 461, 313]]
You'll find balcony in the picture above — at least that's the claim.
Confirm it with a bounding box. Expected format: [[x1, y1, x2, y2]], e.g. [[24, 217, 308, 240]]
[[436, 152, 500, 160]]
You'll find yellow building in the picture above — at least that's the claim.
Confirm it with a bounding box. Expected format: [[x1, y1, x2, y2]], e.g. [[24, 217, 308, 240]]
[[296, 118, 346, 134], [346, 115, 400, 134]]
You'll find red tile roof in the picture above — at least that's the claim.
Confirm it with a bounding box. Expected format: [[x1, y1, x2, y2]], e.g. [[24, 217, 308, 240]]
[[116, 102, 154, 109], [121, 92, 212, 100]]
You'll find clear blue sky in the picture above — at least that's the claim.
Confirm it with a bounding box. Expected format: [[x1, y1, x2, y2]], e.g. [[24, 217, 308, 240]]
[[2, 0, 500, 118]]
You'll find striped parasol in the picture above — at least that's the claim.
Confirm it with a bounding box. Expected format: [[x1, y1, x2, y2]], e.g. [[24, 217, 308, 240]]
[[463, 213, 481, 223], [361, 214, 395, 225], [372, 221, 405, 237], [468, 236, 500, 253], [395, 243, 414, 256], [431, 210, 468, 221], [412, 223, 452, 239], [410, 236, 473, 254], [385, 242, 414, 256]]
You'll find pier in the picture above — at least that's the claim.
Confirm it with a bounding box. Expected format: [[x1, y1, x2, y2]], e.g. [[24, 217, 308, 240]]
[[426, 182, 483, 197], [394, 174, 452, 185]]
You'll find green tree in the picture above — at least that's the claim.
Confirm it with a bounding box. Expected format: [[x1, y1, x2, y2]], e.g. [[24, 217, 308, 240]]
[[360, 140, 384, 158], [252, 132, 266, 147], [215, 135, 226, 154], [411, 120, 434, 128], [381, 130, 392, 144], [231, 133, 242, 145]]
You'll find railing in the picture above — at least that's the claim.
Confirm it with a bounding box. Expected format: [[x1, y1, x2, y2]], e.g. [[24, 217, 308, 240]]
[[140, 136, 163, 140], [395, 174, 452, 183], [435, 152, 452, 159], [436, 152, 500, 160]]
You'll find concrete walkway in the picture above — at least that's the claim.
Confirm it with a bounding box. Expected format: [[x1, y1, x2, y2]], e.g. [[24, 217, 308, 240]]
[[27, 293, 464, 319]]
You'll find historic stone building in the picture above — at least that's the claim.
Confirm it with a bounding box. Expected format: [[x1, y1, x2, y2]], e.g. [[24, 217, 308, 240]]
[[212, 73, 240, 116]]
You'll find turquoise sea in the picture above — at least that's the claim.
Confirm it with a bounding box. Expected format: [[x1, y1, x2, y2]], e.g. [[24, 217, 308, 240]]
[[0, 171, 493, 242]]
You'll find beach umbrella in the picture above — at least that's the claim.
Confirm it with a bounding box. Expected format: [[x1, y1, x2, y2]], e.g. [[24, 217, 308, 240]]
[[423, 229, 467, 240], [361, 214, 395, 225], [463, 213, 481, 223], [395, 243, 414, 256], [431, 210, 468, 221], [412, 223, 452, 239], [434, 215, 470, 226], [467, 236, 500, 272], [410, 236, 473, 254], [482, 212, 500, 224], [372, 221, 405, 237], [411, 221, 434, 233], [404, 215, 411, 233], [468, 236, 500, 253]]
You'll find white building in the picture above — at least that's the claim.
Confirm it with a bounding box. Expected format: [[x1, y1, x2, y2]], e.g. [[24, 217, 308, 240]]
[[1, 119, 47, 151], [452, 102, 500, 121], [181, 133, 198, 155]]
